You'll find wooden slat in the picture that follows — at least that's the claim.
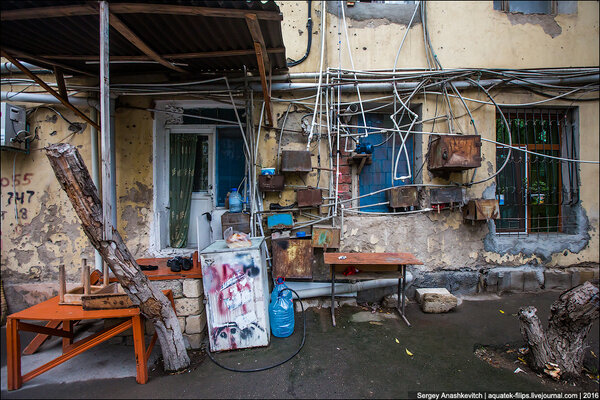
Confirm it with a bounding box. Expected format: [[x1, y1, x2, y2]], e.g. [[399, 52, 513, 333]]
[[109, 13, 186, 73], [1, 4, 98, 21], [100, 2, 113, 244], [1, 47, 96, 78], [246, 13, 273, 126], [17, 322, 74, 339], [245, 14, 270, 70], [253, 43, 273, 126], [324, 252, 424, 265], [1, 52, 99, 129], [53, 67, 68, 102], [22, 320, 62, 355], [41, 47, 286, 61], [1, 3, 282, 21]]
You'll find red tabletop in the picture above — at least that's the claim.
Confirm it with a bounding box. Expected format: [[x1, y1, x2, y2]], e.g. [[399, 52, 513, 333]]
[[323, 252, 423, 265]]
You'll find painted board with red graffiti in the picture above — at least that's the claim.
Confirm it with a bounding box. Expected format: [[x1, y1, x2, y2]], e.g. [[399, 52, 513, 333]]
[[200, 238, 270, 352]]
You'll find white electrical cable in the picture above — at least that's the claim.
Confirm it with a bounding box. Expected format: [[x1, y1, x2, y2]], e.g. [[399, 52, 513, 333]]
[[306, 0, 327, 150]]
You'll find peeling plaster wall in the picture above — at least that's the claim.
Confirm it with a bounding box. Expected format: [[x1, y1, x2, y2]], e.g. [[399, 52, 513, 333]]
[[1, 1, 598, 311]]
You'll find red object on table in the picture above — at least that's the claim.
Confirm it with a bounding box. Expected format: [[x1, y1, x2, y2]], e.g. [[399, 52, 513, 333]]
[[6, 290, 174, 391]]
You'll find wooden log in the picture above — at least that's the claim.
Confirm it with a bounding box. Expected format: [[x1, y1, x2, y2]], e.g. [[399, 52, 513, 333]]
[[518, 281, 599, 378], [45, 143, 190, 372]]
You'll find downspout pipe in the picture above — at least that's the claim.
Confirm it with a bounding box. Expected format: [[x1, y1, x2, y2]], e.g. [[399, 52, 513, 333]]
[[290, 273, 413, 299], [1, 91, 100, 109]]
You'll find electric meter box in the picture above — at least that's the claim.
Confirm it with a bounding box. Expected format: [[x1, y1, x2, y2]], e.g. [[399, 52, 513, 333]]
[[1, 103, 27, 148]]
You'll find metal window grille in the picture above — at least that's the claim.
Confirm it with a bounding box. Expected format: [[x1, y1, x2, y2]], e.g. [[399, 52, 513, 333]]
[[495, 108, 580, 236]]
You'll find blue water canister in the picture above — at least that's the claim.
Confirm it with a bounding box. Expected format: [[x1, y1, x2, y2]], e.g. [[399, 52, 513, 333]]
[[269, 277, 295, 338], [228, 188, 243, 213]]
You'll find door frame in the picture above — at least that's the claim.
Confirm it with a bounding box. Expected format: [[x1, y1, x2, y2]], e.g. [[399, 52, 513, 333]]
[[151, 99, 244, 256]]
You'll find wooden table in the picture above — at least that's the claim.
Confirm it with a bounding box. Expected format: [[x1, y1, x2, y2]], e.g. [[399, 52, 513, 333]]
[[6, 290, 173, 391], [323, 252, 423, 327]]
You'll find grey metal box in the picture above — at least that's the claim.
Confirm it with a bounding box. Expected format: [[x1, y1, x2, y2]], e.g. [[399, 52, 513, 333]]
[[1, 103, 26, 148]]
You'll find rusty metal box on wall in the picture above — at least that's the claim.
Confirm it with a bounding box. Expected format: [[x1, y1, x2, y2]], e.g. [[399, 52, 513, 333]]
[[221, 212, 251, 235], [297, 188, 322, 208], [272, 237, 313, 279], [200, 237, 270, 352], [388, 186, 420, 208], [281, 150, 312, 172], [258, 174, 284, 192], [427, 135, 482, 173], [429, 187, 464, 206], [311, 225, 340, 249], [463, 199, 500, 221]]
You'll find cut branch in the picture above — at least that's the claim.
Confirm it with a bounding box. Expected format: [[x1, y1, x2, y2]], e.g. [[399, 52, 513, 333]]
[[518, 281, 599, 378], [45, 143, 190, 372]]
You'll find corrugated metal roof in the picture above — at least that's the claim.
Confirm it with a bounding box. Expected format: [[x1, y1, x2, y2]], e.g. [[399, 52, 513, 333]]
[[1, 0, 287, 77]]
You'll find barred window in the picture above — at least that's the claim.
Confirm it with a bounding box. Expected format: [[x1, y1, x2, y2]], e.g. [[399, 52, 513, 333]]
[[495, 108, 580, 235]]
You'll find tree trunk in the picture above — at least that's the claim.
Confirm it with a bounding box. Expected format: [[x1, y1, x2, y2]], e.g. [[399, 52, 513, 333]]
[[45, 143, 190, 372], [518, 281, 599, 379]]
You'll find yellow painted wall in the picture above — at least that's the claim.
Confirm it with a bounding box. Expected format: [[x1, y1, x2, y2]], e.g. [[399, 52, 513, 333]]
[[1, 1, 598, 309]]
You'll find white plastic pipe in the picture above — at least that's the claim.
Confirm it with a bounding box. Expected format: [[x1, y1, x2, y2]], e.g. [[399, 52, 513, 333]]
[[1, 91, 99, 109], [291, 274, 413, 299]]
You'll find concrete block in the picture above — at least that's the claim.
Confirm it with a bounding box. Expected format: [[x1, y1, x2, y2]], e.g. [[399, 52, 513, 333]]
[[523, 271, 541, 292], [295, 298, 321, 312], [184, 333, 205, 349], [178, 317, 186, 332], [185, 312, 207, 334], [571, 269, 597, 287], [183, 279, 203, 298], [415, 288, 452, 303], [544, 270, 572, 290], [499, 271, 524, 292], [175, 297, 203, 316], [383, 293, 398, 308], [420, 292, 458, 313], [150, 280, 183, 298]]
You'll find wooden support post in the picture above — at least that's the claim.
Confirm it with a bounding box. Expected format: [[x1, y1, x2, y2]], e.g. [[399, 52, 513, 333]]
[[82, 259, 90, 295], [99, 1, 113, 245], [0, 51, 99, 130], [58, 265, 66, 303], [246, 13, 273, 126], [2, 46, 96, 78], [45, 143, 190, 372]]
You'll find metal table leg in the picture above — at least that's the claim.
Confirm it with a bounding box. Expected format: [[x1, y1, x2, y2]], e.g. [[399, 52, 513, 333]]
[[398, 265, 411, 327], [331, 265, 336, 327]]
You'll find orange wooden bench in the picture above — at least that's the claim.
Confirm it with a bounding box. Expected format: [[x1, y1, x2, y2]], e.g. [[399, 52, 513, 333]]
[[6, 290, 174, 391], [323, 252, 423, 327]]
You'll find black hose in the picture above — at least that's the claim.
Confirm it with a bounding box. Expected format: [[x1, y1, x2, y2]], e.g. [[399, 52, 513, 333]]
[[205, 287, 306, 373], [287, 1, 313, 67]]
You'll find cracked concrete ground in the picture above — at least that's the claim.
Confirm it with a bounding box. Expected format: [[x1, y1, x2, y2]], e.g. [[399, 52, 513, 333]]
[[1, 291, 598, 399]]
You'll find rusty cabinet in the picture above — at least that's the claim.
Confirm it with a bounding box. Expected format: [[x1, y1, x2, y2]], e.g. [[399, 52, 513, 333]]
[[429, 187, 464, 206], [221, 212, 250, 235], [311, 225, 340, 249], [463, 199, 500, 221], [258, 174, 284, 192], [427, 135, 482, 173], [272, 237, 313, 279], [388, 186, 420, 208], [281, 150, 312, 172], [297, 188, 322, 207]]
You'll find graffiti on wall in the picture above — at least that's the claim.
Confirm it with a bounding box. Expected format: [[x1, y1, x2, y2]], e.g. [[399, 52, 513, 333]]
[[203, 252, 268, 351], [1, 173, 36, 222]]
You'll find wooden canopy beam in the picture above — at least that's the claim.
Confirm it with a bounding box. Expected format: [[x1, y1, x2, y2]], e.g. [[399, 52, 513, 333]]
[[1, 3, 282, 21], [40, 47, 286, 61], [246, 13, 273, 126], [108, 13, 186, 73], [53, 67, 69, 102], [1, 47, 96, 77], [1, 51, 99, 130]]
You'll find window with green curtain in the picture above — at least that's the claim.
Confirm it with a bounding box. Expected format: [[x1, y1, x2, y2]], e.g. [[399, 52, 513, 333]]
[[169, 134, 198, 248]]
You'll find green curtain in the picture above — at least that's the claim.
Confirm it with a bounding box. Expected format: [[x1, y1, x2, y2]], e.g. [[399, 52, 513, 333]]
[[169, 134, 198, 248]]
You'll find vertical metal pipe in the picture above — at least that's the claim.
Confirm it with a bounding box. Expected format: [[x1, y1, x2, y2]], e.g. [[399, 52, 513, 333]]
[[110, 98, 117, 228], [100, 1, 112, 286], [90, 108, 103, 272]]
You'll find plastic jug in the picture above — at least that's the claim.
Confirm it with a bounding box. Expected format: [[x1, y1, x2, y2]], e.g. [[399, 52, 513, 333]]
[[269, 277, 295, 338], [228, 188, 243, 213]]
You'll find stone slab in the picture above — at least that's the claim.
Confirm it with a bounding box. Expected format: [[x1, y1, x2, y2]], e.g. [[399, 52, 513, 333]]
[[150, 280, 183, 298], [420, 292, 458, 313], [544, 270, 572, 290], [175, 297, 203, 316], [415, 288, 452, 304], [185, 312, 207, 334]]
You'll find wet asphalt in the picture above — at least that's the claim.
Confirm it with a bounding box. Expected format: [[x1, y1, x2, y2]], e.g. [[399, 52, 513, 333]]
[[1, 291, 598, 399]]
